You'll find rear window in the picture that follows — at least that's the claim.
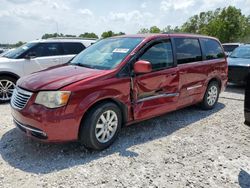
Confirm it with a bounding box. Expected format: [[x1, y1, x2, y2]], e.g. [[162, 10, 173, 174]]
[[62, 43, 85, 55], [201, 39, 225, 60], [174, 38, 202, 64]]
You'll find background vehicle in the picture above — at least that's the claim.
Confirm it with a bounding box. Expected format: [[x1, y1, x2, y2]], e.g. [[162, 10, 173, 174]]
[[11, 34, 227, 150], [227, 44, 250, 85], [245, 73, 250, 126], [0, 38, 96, 102], [222, 43, 242, 56]]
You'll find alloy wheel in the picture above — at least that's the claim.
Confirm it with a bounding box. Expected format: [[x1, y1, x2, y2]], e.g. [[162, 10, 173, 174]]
[[95, 110, 118, 143], [0, 79, 15, 101], [207, 85, 218, 106]]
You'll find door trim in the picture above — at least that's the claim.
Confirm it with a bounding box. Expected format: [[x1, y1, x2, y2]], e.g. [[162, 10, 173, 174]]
[[137, 93, 179, 103], [187, 84, 202, 91]]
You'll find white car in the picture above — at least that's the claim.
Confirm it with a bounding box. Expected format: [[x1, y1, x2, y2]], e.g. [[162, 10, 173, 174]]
[[0, 38, 96, 102]]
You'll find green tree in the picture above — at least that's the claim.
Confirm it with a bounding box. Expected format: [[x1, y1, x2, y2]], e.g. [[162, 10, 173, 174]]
[[149, 26, 161, 33], [101, 31, 125, 38], [138, 28, 149, 34], [79, 32, 99, 39], [181, 6, 250, 42], [161, 25, 181, 33], [14, 41, 25, 47], [41, 33, 64, 39]]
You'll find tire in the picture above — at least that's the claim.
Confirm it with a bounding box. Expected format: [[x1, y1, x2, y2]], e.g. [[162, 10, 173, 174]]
[[80, 102, 122, 150], [200, 81, 220, 110], [0, 76, 17, 103]]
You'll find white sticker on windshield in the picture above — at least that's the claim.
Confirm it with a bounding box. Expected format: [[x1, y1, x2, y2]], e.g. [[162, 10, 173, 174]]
[[22, 46, 28, 50], [113, 48, 130, 53]]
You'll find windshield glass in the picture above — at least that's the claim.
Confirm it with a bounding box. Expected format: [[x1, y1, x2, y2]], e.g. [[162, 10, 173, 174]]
[[3, 42, 38, 59], [230, 46, 250, 59], [70, 37, 143, 70]]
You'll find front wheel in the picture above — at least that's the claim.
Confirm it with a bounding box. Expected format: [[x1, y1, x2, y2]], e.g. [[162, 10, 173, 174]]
[[0, 76, 16, 103], [80, 102, 122, 150], [200, 81, 220, 110]]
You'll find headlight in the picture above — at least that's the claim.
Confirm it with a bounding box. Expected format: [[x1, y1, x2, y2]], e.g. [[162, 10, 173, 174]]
[[35, 91, 71, 108]]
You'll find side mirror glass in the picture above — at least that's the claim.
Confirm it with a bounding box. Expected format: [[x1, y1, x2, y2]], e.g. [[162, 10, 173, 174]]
[[134, 60, 152, 74]]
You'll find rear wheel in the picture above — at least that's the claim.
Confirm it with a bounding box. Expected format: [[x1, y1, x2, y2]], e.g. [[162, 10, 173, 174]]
[[0, 76, 16, 103], [201, 81, 220, 110], [80, 102, 122, 150]]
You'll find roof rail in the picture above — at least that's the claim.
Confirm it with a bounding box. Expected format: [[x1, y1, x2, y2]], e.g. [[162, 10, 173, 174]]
[[48, 37, 97, 40]]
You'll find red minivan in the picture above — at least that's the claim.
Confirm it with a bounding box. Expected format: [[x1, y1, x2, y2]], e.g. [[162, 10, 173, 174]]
[[11, 34, 228, 150]]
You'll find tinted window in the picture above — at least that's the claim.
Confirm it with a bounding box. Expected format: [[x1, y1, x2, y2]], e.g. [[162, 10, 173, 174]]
[[62, 43, 85, 55], [223, 45, 239, 53], [174, 38, 202, 64], [139, 41, 174, 70], [28, 43, 62, 57], [202, 39, 225, 59]]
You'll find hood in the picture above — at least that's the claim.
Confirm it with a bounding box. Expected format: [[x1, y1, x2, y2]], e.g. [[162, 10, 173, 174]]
[[17, 65, 112, 91], [0, 57, 11, 63], [227, 57, 250, 67]]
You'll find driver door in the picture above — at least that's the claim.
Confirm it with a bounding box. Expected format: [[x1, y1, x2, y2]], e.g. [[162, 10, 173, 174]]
[[132, 39, 180, 120]]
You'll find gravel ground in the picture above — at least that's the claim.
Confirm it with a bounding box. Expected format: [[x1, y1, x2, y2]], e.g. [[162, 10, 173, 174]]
[[0, 85, 250, 188]]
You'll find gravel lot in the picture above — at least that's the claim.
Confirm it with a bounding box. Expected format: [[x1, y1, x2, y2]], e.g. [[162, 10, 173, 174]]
[[0, 85, 250, 188]]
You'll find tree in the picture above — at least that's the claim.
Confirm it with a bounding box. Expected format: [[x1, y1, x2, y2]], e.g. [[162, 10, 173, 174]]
[[149, 26, 161, 33], [101, 31, 125, 38], [181, 6, 250, 42], [41, 33, 63, 39], [138, 28, 149, 34], [14, 41, 25, 47], [161, 25, 181, 33], [79, 32, 99, 39]]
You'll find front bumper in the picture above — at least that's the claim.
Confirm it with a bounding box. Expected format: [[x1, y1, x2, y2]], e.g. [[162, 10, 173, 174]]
[[11, 101, 81, 142], [228, 66, 250, 84]]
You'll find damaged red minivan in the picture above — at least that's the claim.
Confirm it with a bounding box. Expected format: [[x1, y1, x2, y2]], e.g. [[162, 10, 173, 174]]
[[11, 34, 227, 150]]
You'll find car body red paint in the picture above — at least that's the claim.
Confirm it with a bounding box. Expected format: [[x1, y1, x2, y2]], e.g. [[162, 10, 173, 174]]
[[11, 34, 228, 143]]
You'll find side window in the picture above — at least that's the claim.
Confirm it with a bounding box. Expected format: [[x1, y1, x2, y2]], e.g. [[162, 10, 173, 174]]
[[139, 41, 174, 70], [174, 38, 202, 64], [201, 39, 225, 59], [28, 43, 62, 57], [62, 43, 85, 55]]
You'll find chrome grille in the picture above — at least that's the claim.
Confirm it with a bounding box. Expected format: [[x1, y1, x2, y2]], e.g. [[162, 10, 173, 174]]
[[11, 87, 33, 110]]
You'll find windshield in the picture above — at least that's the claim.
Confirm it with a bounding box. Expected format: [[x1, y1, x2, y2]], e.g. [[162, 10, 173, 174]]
[[70, 37, 143, 70], [3, 42, 38, 59], [230, 46, 250, 59]]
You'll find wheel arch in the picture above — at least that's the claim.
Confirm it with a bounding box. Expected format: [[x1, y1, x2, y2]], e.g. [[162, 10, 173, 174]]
[[78, 97, 128, 139], [207, 77, 222, 92], [0, 71, 20, 80]]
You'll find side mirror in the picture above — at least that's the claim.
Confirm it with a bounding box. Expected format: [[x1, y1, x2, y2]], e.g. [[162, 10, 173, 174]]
[[24, 52, 36, 59], [134, 60, 152, 74]]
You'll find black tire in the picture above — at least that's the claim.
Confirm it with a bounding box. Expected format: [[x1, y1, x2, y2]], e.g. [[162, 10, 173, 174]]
[[200, 81, 220, 110], [79, 102, 122, 150], [0, 76, 17, 103]]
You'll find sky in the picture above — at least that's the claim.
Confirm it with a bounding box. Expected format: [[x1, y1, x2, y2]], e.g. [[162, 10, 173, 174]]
[[0, 0, 250, 43]]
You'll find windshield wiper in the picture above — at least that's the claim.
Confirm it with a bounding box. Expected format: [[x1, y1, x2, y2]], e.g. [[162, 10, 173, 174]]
[[73, 63, 94, 69]]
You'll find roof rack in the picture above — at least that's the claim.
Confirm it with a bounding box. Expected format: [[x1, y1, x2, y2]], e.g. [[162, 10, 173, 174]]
[[48, 37, 97, 40]]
